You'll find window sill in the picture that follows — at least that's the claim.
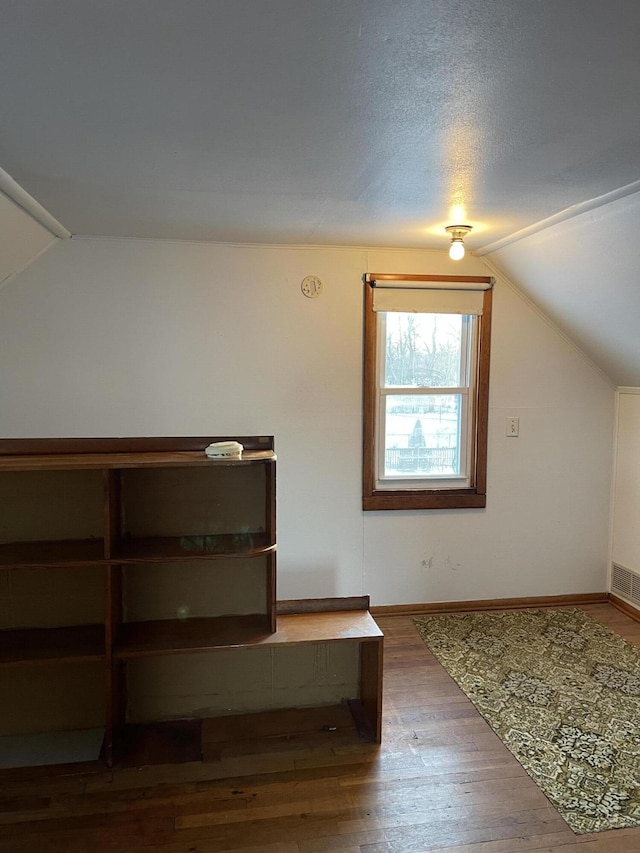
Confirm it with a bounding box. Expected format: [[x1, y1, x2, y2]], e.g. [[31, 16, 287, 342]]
[[363, 490, 486, 510]]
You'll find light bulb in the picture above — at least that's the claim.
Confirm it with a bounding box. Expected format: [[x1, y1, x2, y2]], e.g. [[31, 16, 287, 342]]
[[449, 240, 465, 261], [445, 224, 472, 260]]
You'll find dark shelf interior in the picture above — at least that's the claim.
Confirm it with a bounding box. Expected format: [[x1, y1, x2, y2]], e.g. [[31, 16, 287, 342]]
[[110, 719, 203, 767], [0, 624, 105, 665], [0, 539, 105, 569]]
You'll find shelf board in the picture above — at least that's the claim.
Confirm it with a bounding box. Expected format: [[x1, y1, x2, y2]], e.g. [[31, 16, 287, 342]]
[[111, 533, 275, 563], [0, 538, 105, 569], [201, 704, 356, 746], [0, 624, 105, 666], [115, 610, 382, 659], [110, 707, 357, 767], [115, 615, 273, 658], [265, 611, 383, 646], [0, 449, 276, 472], [0, 534, 276, 568]]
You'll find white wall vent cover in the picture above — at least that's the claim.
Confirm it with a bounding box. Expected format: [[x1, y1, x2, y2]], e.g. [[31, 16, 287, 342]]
[[611, 563, 640, 608]]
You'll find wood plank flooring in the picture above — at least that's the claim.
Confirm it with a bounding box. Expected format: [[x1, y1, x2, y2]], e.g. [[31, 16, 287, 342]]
[[1, 603, 640, 852]]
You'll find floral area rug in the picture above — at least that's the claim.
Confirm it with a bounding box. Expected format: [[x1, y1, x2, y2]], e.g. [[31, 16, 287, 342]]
[[413, 608, 640, 834]]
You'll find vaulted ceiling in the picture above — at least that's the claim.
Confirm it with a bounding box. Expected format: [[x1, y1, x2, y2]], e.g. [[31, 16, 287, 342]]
[[1, 1, 639, 383]]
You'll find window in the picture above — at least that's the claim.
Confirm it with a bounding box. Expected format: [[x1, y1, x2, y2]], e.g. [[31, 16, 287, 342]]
[[363, 274, 493, 510]]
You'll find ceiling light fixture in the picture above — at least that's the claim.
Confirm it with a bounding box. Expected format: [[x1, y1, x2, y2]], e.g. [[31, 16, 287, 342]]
[[445, 224, 472, 260]]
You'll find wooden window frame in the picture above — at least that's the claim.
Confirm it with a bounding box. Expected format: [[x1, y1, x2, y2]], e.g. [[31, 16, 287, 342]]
[[362, 274, 493, 511]]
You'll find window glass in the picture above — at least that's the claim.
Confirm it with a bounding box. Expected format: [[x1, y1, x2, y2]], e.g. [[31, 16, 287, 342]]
[[384, 313, 464, 388], [382, 394, 462, 478], [378, 310, 471, 489]]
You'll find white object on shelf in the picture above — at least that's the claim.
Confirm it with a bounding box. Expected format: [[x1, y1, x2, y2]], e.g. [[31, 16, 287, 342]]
[[204, 440, 244, 459]]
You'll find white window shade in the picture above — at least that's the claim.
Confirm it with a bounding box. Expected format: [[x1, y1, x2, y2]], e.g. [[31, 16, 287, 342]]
[[372, 286, 485, 315]]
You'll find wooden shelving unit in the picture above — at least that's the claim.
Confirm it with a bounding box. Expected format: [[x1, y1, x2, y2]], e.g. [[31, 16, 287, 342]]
[[0, 436, 383, 770]]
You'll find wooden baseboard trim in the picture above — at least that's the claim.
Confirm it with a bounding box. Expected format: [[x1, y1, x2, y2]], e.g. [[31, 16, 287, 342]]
[[370, 592, 609, 618], [608, 592, 640, 622]]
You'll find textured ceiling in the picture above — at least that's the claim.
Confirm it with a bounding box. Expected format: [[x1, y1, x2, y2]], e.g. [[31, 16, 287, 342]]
[[0, 0, 639, 249], [1, 0, 640, 385]]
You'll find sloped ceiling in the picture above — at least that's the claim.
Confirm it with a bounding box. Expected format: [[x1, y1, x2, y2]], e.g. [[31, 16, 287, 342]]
[[0, 1, 639, 383], [0, 192, 56, 287], [487, 191, 640, 387]]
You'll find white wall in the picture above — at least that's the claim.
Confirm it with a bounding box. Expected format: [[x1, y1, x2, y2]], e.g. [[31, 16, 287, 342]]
[[611, 389, 640, 575], [0, 237, 615, 605]]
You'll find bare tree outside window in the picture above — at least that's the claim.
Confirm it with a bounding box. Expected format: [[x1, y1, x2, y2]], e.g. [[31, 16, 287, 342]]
[[385, 313, 462, 388]]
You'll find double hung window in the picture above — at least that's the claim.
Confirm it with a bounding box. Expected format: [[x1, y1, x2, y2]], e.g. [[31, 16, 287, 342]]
[[363, 274, 493, 510]]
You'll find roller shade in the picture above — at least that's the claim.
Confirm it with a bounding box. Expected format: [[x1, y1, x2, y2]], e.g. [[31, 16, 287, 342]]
[[372, 285, 485, 315], [367, 274, 493, 315]]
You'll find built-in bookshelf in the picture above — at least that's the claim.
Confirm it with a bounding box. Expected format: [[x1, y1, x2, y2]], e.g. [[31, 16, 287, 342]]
[[0, 436, 382, 769]]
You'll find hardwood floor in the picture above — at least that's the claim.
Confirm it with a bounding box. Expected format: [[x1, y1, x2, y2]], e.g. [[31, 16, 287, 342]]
[[1, 603, 640, 852]]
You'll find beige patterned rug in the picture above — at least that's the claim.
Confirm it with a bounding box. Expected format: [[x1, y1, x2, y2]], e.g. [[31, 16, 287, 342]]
[[413, 608, 640, 834]]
